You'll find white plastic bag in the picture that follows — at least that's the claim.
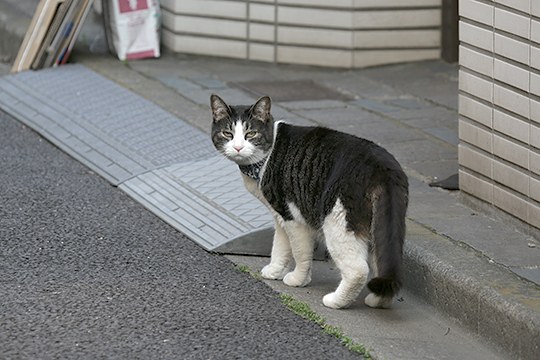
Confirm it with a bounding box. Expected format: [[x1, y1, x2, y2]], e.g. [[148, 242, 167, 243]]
[[107, 0, 161, 60]]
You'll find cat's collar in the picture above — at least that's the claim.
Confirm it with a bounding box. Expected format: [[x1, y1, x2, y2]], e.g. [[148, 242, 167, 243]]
[[239, 157, 267, 182]]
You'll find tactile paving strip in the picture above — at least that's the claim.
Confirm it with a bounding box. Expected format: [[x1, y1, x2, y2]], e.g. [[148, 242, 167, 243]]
[[0, 65, 273, 254], [120, 157, 274, 252], [0, 65, 215, 185]]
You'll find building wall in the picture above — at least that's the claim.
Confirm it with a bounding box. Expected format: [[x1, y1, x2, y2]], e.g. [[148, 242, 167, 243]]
[[160, 0, 442, 68], [458, 0, 540, 229]]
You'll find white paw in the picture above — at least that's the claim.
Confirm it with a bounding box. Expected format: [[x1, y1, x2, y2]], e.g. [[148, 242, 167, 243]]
[[322, 292, 350, 309], [364, 293, 393, 309], [283, 271, 311, 287], [260, 264, 289, 280]]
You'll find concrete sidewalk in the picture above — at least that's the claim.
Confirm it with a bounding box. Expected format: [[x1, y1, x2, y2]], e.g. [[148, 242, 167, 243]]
[[0, 1, 538, 359]]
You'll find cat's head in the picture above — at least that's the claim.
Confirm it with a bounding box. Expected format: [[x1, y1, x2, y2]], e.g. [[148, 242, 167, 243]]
[[210, 94, 275, 165]]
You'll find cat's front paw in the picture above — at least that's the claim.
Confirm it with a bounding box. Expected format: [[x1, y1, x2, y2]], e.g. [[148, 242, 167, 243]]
[[261, 264, 289, 280], [283, 271, 311, 287]]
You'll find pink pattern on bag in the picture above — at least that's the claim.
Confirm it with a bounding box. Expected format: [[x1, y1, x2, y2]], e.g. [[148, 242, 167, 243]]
[[118, 0, 148, 13]]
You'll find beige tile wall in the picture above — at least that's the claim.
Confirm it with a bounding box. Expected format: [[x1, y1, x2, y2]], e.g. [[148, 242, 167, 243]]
[[459, 0, 540, 230], [159, 0, 441, 68]]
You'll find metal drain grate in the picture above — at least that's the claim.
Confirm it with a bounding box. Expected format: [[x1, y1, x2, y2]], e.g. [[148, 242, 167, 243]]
[[0, 65, 274, 255]]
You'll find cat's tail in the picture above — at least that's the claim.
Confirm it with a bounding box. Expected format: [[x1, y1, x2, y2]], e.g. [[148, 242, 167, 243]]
[[367, 178, 408, 301]]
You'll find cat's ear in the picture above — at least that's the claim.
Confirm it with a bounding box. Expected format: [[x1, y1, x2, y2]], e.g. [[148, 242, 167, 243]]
[[249, 96, 272, 122], [210, 94, 231, 122]]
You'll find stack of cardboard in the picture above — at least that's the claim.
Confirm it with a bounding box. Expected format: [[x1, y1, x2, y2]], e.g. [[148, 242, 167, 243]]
[[11, 0, 94, 73]]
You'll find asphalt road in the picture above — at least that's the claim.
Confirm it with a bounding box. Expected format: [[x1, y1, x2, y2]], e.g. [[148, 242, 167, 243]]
[[0, 112, 361, 359]]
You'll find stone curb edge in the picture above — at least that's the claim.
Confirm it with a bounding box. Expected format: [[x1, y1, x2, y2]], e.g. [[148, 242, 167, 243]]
[[404, 220, 539, 360]]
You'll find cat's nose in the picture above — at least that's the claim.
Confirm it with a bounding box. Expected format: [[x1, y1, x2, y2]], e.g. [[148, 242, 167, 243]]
[[233, 145, 244, 152]]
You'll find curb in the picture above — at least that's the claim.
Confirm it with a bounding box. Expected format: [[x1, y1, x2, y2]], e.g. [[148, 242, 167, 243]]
[[404, 220, 539, 360]]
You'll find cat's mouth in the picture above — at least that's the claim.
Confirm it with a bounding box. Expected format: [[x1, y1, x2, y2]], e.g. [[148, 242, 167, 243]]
[[229, 154, 252, 165], [226, 151, 264, 166]]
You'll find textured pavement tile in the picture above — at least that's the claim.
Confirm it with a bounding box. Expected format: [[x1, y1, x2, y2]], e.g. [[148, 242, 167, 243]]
[[0, 67, 216, 185]]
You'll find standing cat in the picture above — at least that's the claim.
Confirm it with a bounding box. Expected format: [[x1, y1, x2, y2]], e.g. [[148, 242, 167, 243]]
[[210, 94, 408, 309]]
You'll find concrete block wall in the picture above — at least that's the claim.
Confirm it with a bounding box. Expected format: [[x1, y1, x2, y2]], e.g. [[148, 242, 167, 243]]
[[459, 0, 540, 230], [160, 0, 442, 68]]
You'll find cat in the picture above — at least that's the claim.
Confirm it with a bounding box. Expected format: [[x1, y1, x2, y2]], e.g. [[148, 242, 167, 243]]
[[210, 94, 409, 309]]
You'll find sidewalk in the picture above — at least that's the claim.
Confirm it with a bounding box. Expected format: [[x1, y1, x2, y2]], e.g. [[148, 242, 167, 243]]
[[0, 2, 538, 359]]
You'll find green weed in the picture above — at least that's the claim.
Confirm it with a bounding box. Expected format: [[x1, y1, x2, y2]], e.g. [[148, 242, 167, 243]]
[[234, 263, 262, 280], [279, 293, 372, 359]]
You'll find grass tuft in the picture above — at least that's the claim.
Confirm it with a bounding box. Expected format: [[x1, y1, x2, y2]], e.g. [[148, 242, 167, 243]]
[[233, 264, 371, 358], [234, 263, 263, 280], [235, 264, 251, 274], [280, 293, 325, 326], [279, 294, 372, 359]]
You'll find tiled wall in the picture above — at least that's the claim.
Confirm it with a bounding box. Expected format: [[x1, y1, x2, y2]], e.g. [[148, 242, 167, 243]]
[[160, 0, 442, 68], [459, 0, 540, 229]]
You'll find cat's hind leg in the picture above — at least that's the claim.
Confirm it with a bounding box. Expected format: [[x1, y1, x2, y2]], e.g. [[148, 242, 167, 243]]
[[322, 200, 370, 309], [261, 218, 292, 280]]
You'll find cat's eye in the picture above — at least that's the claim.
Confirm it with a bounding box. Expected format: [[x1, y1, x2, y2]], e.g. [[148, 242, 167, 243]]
[[221, 130, 233, 139], [245, 131, 257, 139]]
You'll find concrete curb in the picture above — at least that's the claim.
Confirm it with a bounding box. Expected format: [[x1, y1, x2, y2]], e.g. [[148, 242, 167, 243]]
[[404, 220, 539, 360]]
